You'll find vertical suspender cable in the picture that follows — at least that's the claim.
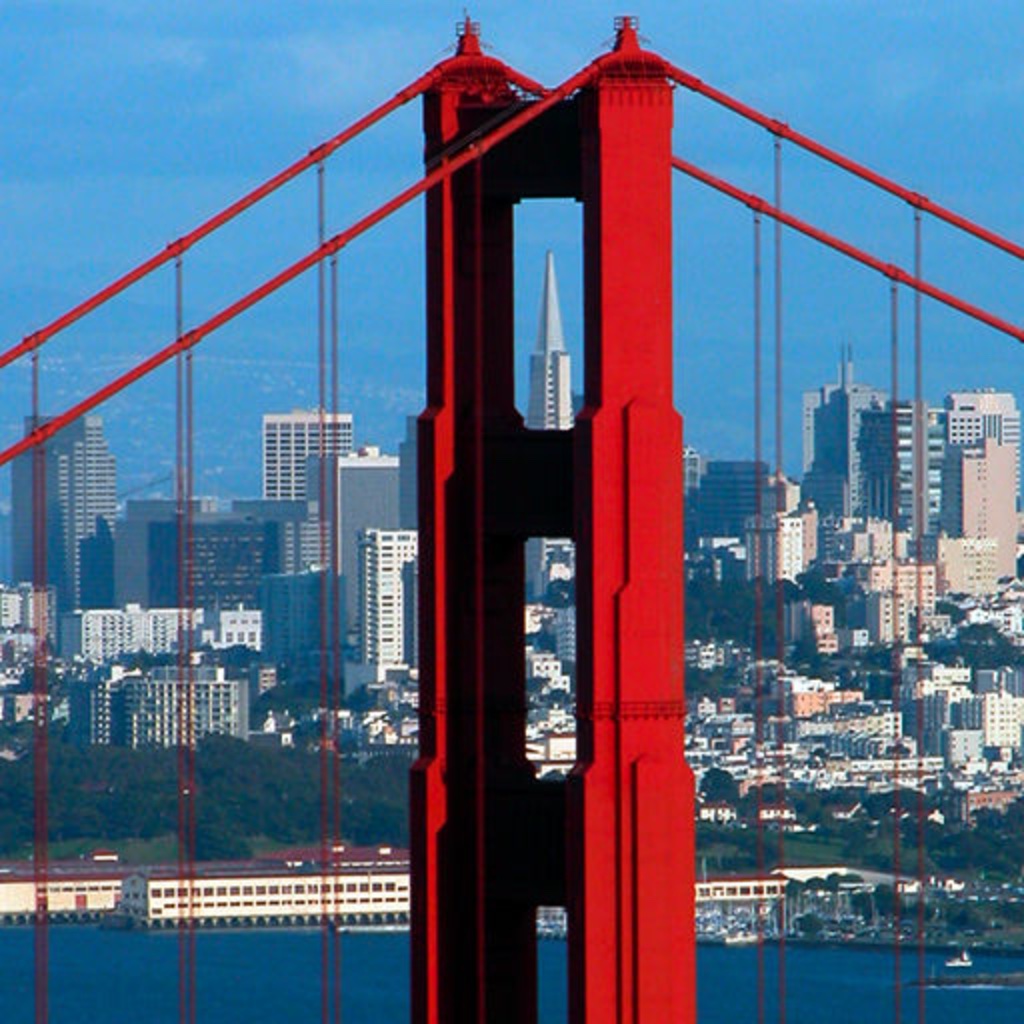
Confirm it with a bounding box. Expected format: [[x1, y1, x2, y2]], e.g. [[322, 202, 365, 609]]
[[31, 349, 49, 1024], [329, 251, 344, 1024], [752, 209, 766, 1024], [315, 160, 333, 1024], [888, 279, 903, 1024], [913, 208, 927, 1024], [772, 136, 787, 1024], [185, 288, 197, 1024], [174, 254, 192, 1024]]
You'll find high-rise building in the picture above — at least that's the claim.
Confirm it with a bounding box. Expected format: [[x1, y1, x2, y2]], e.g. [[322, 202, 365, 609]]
[[941, 437, 1018, 580], [398, 415, 418, 530], [526, 251, 573, 431], [262, 409, 353, 500], [116, 499, 305, 610], [358, 528, 418, 671], [858, 400, 945, 535], [115, 498, 213, 606], [78, 517, 115, 608], [946, 390, 1021, 448], [11, 415, 116, 612], [230, 498, 319, 575], [690, 460, 768, 539], [945, 389, 1020, 493], [683, 446, 704, 495], [801, 347, 848, 474], [147, 515, 282, 611], [801, 353, 887, 518], [259, 569, 342, 683], [307, 447, 400, 633]]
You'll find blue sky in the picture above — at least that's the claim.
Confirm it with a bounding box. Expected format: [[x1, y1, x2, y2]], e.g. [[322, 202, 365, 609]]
[[3, 2, 1024, 498]]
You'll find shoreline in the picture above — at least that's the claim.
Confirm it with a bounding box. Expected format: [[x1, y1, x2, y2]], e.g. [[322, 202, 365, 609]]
[[5, 914, 1024, 959]]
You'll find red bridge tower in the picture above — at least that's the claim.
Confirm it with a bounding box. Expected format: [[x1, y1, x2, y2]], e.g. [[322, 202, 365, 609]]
[[412, 18, 695, 1023]]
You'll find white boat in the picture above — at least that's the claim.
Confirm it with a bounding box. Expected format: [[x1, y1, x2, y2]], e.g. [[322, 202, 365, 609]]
[[945, 949, 972, 969], [723, 931, 758, 946]]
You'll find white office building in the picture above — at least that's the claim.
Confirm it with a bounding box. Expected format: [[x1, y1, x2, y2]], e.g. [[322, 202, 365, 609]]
[[358, 529, 418, 671], [84, 665, 248, 748], [61, 604, 202, 662], [262, 410, 354, 501], [202, 606, 262, 652]]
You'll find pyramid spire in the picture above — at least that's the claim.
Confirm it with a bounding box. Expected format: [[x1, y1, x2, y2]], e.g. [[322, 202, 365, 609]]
[[526, 251, 572, 431], [535, 250, 566, 355]]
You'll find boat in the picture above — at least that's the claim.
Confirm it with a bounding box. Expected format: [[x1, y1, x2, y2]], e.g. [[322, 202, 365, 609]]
[[723, 931, 758, 946], [945, 949, 973, 969]]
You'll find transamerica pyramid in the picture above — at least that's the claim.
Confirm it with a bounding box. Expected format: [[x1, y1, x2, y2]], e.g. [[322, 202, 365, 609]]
[[526, 251, 573, 431]]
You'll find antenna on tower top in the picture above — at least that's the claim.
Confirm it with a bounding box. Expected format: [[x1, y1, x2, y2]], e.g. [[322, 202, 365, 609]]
[[613, 15, 640, 51], [456, 13, 482, 55]]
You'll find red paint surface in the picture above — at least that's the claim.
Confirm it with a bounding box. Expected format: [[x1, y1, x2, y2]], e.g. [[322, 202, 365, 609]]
[[413, 20, 695, 1024]]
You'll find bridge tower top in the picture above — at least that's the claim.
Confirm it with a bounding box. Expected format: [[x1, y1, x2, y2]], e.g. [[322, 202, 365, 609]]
[[455, 15, 482, 56]]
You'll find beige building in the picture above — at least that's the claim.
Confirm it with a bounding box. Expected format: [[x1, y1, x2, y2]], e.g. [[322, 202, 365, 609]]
[[746, 509, 811, 584], [863, 561, 937, 643], [946, 389, 1020, 492], [981, 691, 1024, 750], [121, 857, 410, 927], [937, 536, 1000, 596], [942, 438, 1018, 581], [0, 861, 125, 921]]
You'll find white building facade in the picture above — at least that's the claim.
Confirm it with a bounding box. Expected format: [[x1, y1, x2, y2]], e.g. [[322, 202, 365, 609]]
[[358, 529, 418, 671], [262, 409, 354, 500]]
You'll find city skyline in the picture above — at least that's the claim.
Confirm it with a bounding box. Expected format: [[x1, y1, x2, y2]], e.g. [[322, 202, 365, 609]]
[[3, 15, 1024, 1014], [4, 6, 1024, 505]]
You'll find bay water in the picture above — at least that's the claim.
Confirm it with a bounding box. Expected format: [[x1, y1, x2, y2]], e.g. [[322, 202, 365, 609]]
[[0, 928, 1021, 1022]]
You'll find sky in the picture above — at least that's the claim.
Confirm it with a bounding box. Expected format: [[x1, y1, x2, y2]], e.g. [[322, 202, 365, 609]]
[[3, 1, 1024, 501]]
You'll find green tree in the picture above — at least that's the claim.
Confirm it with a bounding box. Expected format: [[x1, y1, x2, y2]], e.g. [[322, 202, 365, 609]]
[[699, 768, 739, 805]]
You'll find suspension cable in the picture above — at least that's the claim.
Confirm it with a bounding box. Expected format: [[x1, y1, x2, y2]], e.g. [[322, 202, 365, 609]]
[[173, 251, 198, 1024], [670, 158, 1024, 346], [174, 259, 186, 1024], [0, 61, 599, 471], [0, 69, 446, 373], [185, 301, 198, 1024], [666, 61, 1024, 264]]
